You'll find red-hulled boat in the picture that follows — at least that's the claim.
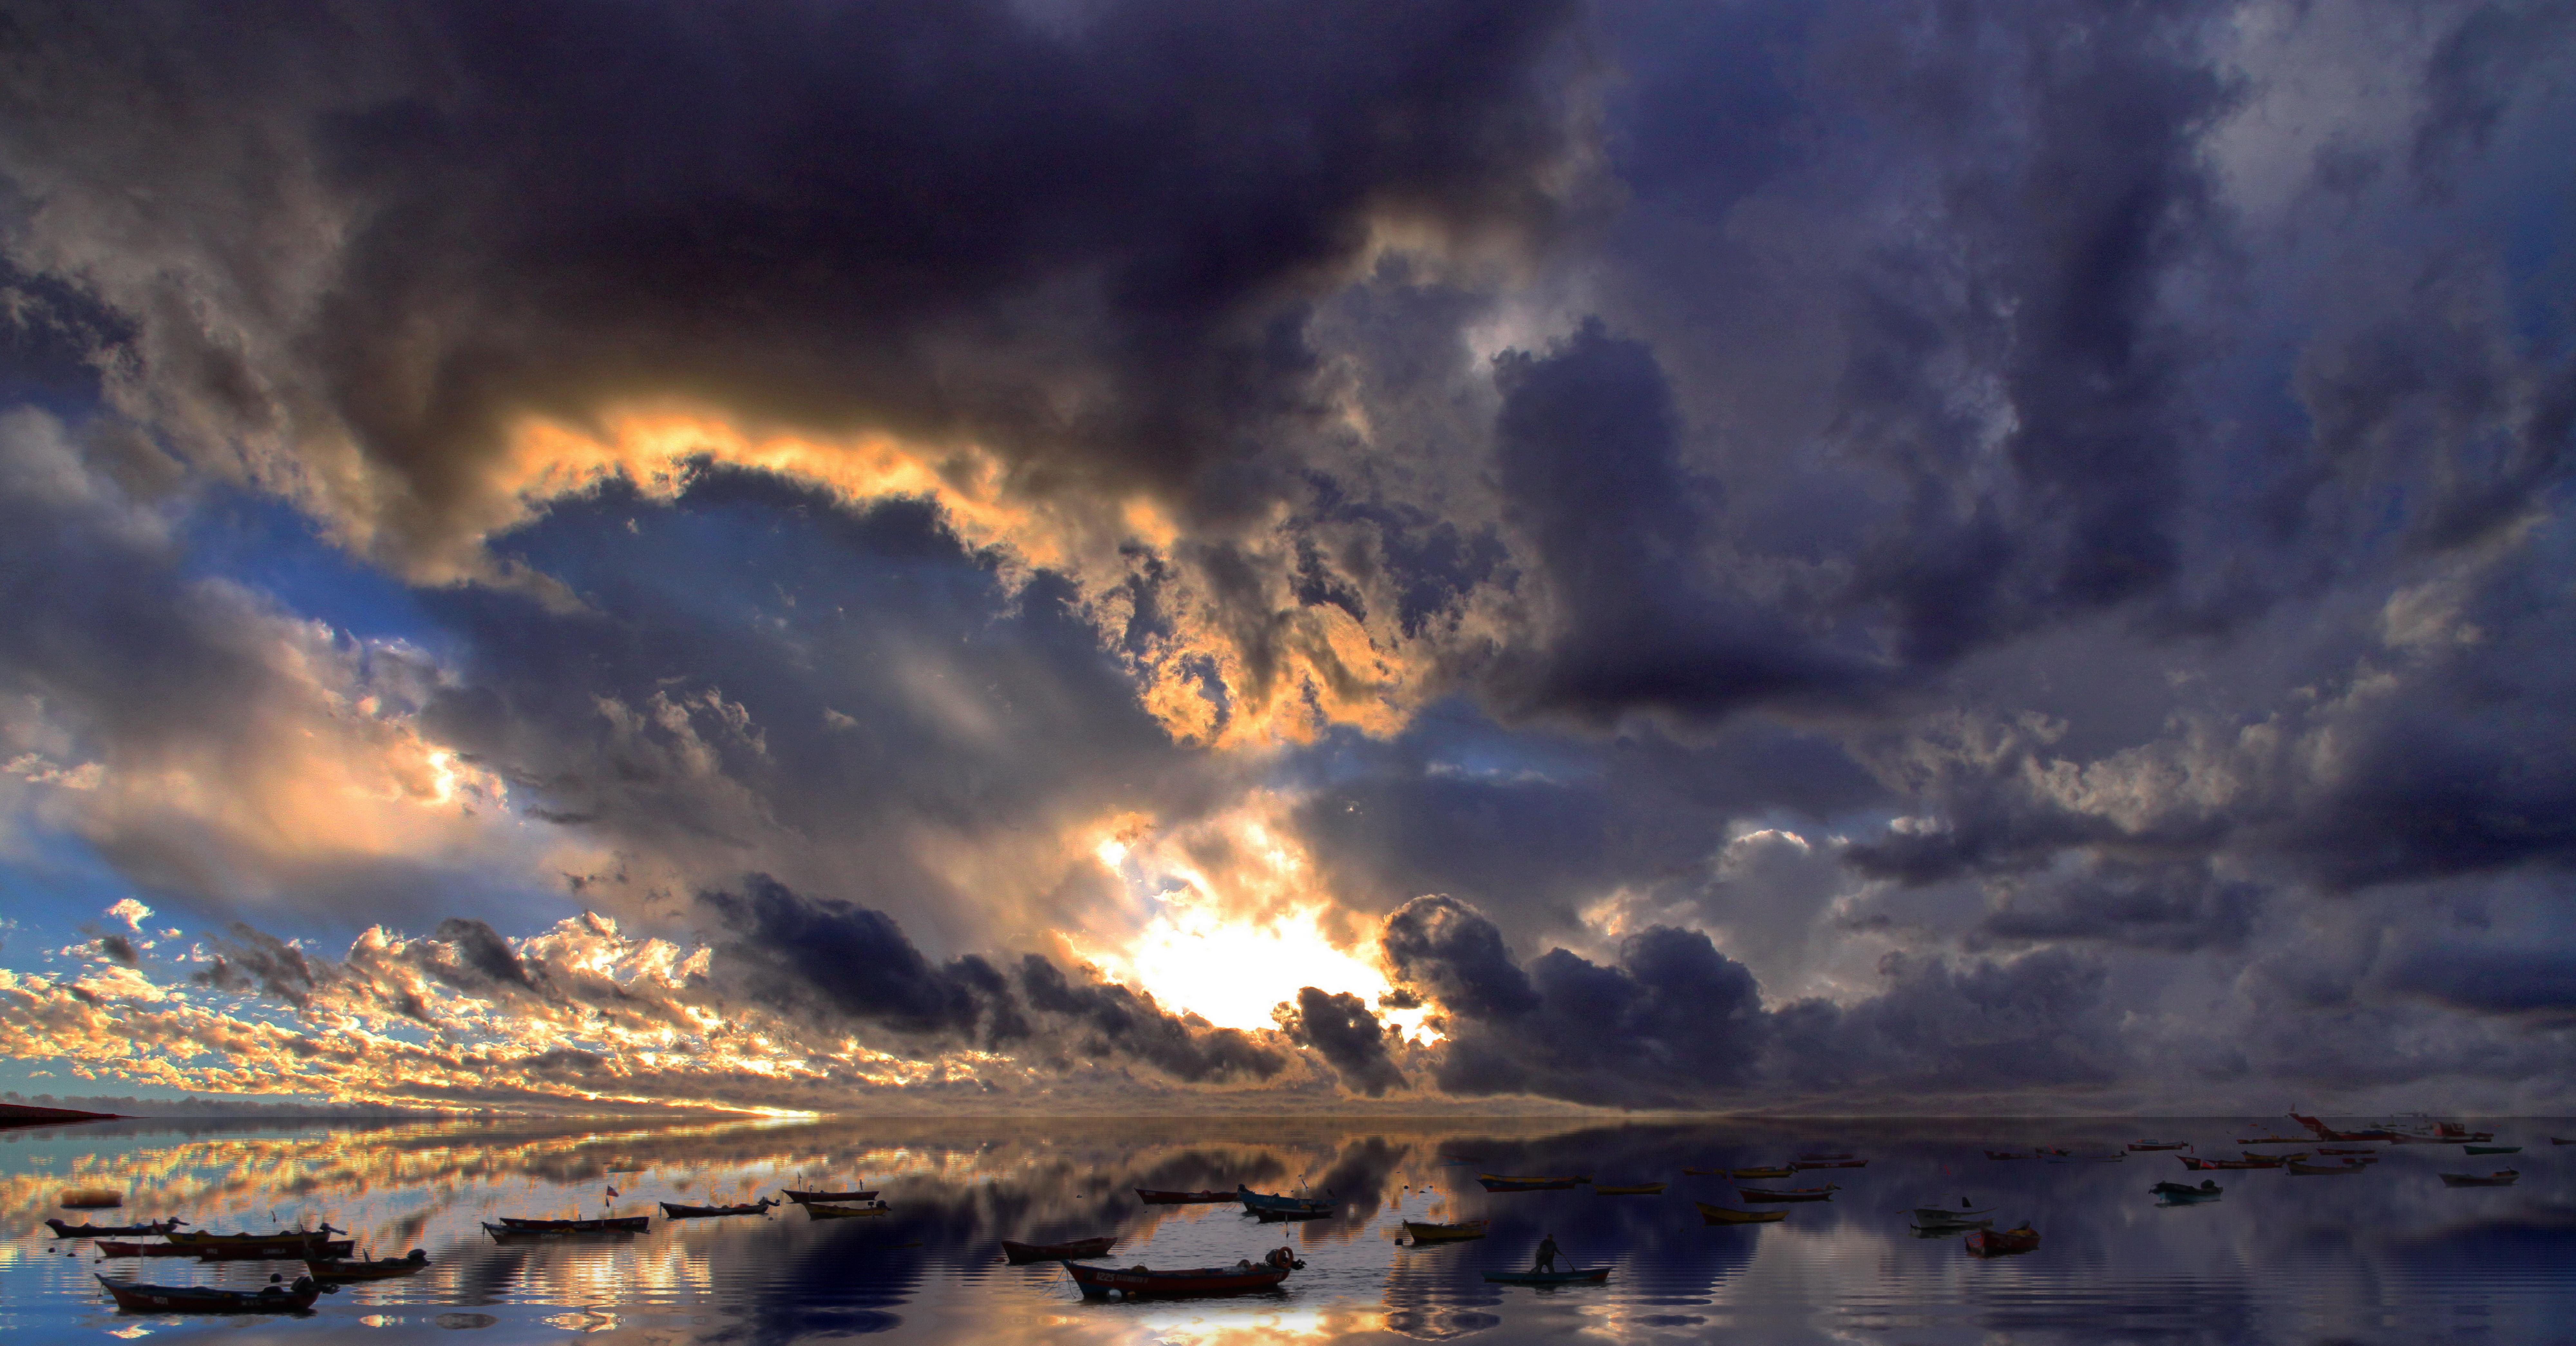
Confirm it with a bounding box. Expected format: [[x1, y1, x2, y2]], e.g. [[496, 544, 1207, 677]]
[[1135, 1188, 1236, 1205], [1064, 1249, 1299, 1299], [98, 1273, 319, 1314], [1967, 1224, 2041, 1256], [1000, 1236, 1117, 1263]]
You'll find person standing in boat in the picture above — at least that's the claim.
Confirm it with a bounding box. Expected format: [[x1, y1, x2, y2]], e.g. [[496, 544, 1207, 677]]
[[1531, 1232, 1561, 1273]]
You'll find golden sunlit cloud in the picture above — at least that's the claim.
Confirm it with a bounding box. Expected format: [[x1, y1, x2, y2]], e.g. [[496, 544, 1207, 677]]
[[1071, 796, 1434, 1042]]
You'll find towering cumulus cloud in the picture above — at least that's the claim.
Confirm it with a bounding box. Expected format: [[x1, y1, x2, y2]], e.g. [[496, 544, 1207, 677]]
[[2, 0, 2572, 1114]]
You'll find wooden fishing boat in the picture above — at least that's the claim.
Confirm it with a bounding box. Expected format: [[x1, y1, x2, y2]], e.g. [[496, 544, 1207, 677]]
[[304, 1249, 429, 1280], [1967, 1224, 2040, 1256], [59, 1188, 124, 1209], [805, 1202, 891, 1218], [1238, 1184, 1334, 1216], [97, 1273, 318, 1314], [1484, 1265, 1611, 1285], [1791, 1159, 1868, 1170], [1064, 1255, 1294, 1298], [1729, 1166, 1795, 1179], [1475, 1173, 1589, 1192], [94, 1240, 210, 1258], [166, 1227, 342, 1248], [131, 1232, 354, 1260], [2438, 1170, 2520, 1187], [1400, 1218, 1489, 1243], [47, 1217, 185, 1238], [483, 1219, 644, 1242], [1695, 1202, 1785, 1224], [781, 1187, 878, 1204], [2152, 1180, 2223, 1203], [2286, 1159, 2366, 1176], [1135, 1188, 1236, 1205], [1735, 1184, 1838, 1203], [1983, 1150, 2023, 1160], [2463, 1144, 2521, 1154], [492, 1215, 650, 1233], [1592, 1182, 1666, 1195], [2127, 1141, 2191, 1151], [1000, 1236, 1116, 1263], [660, 1198, 777, 1218]]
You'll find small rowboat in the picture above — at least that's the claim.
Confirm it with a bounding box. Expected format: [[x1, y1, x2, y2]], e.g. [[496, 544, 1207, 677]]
[[1001, 1236, 1116, 1263], [1592, 1182, 1666, 1195], [1484, 1265, 1611, 1285], [2152, 1180, 2223, 1203], [483, 1220, 643, 1242], [47, 1217, 185, 1238], [1967, 1224, 2040, 1256], [1983, 1150, 2023, 1160], [2464, 1144, 2521, 1154], [60, 1188, 124, 1209], [493, 1215, 649, 1233], [2439, 1170, 2520, 1187], [98, 1273, 318, 1314], [1908, 1204, 1995, 1223], [1729, 1166, 1795, 1179], [1791, 1159, 1868, 1170], [805, 1202, 891, 1219], [1401, 1219, 1489, 1243], [1695, 1203, 1785, 1225], [1238, 1185, 1333, 1216], [1136, 1188, 1236, 1205], [95, 1241, 211, 1258], [1476, 1173, 1589, 1192], [2126, 1141, 2190, 1151], [781, 1188, 878, 1204], [660, 1198, 776, 1218], [1064, 1257, 1293, 1299], [2286, 1160, 2366, 1176], [305, 1249, 429, 1280], [1735, 1184, 1838, 1203]]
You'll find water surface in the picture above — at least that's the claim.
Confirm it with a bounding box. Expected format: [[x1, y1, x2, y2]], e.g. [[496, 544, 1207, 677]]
[[3, 1115, 2568, 1343]]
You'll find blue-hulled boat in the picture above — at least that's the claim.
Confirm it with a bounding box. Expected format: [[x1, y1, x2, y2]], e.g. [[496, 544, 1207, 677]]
[[1235, 1185, 1331, 1217]]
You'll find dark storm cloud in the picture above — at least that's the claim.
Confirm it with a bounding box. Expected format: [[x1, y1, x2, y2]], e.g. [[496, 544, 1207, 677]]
[[192, 921, 326, 1009], [1766, 949, 2125, 1094], [1970, 858, 2261, 954], [0, 0, 1591, 555], [1383, 895, 1766, 1107], [2384, 944, 2576, 1019], [1277, 986, 1406, 1097]]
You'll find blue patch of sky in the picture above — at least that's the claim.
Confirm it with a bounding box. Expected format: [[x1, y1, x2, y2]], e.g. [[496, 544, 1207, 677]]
[[176, 485, 447, 654]]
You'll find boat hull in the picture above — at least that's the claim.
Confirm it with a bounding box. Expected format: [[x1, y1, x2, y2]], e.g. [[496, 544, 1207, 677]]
[[1729, 1167, 1795, 1179], [1236, 1186, 1332, 1216], [1400, 1219, 1489, 1242], [1592, 1183, 1666, 1195], [1001, 1237, 1116, 1263], [494, 1216, 650, 1233], [1695, 1202, 1785, 1224], [2439, 1171, 2520, 1187], [781, 1188, 877, 1204], [1135, 1189, 1236, 1205], [99, 1274, 319, 1314], [1967, 1227, 2041, 1257], [1475, 1173, 1588, 1192], [1065, 1261, 1289, 1298], [483, 1221, 641, 1241], [660, 1201, 775, 1218], [1483, 1267, 1610, 1285], [48, 1218, 183, 1238], [1735, 1185, 1837, 1202], [305, 1254, 428, 1281]]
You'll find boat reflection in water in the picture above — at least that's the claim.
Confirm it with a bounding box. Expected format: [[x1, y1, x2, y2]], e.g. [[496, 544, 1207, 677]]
[[0, 1114, 2569, 1341]]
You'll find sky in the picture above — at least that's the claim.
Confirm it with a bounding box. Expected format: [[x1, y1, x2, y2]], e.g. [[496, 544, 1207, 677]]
[[0, 0, 2571, 1117]]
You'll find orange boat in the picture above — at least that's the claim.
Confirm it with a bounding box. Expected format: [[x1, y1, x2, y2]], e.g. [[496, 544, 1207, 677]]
[[1967, 1224, 2040, 1256]]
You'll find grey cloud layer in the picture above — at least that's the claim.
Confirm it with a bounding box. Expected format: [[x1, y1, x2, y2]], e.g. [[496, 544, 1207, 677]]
[[3, 0, 2574, 1110]]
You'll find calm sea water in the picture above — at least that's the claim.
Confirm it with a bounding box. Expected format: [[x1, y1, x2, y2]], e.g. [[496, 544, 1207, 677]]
[[1, 1115, 2568, 1344]]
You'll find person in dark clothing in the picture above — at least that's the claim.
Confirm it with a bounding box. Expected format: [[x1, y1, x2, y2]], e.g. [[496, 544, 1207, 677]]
[[1531, 1233, 1560, 1272]]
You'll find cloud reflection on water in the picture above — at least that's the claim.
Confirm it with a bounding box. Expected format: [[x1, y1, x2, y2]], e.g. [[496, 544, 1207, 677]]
[[1, 1115, 2570, 1343]]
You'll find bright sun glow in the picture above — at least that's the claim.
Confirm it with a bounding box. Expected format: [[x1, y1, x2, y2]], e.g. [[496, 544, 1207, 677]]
[[1074, 803, 1437, 1043]]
